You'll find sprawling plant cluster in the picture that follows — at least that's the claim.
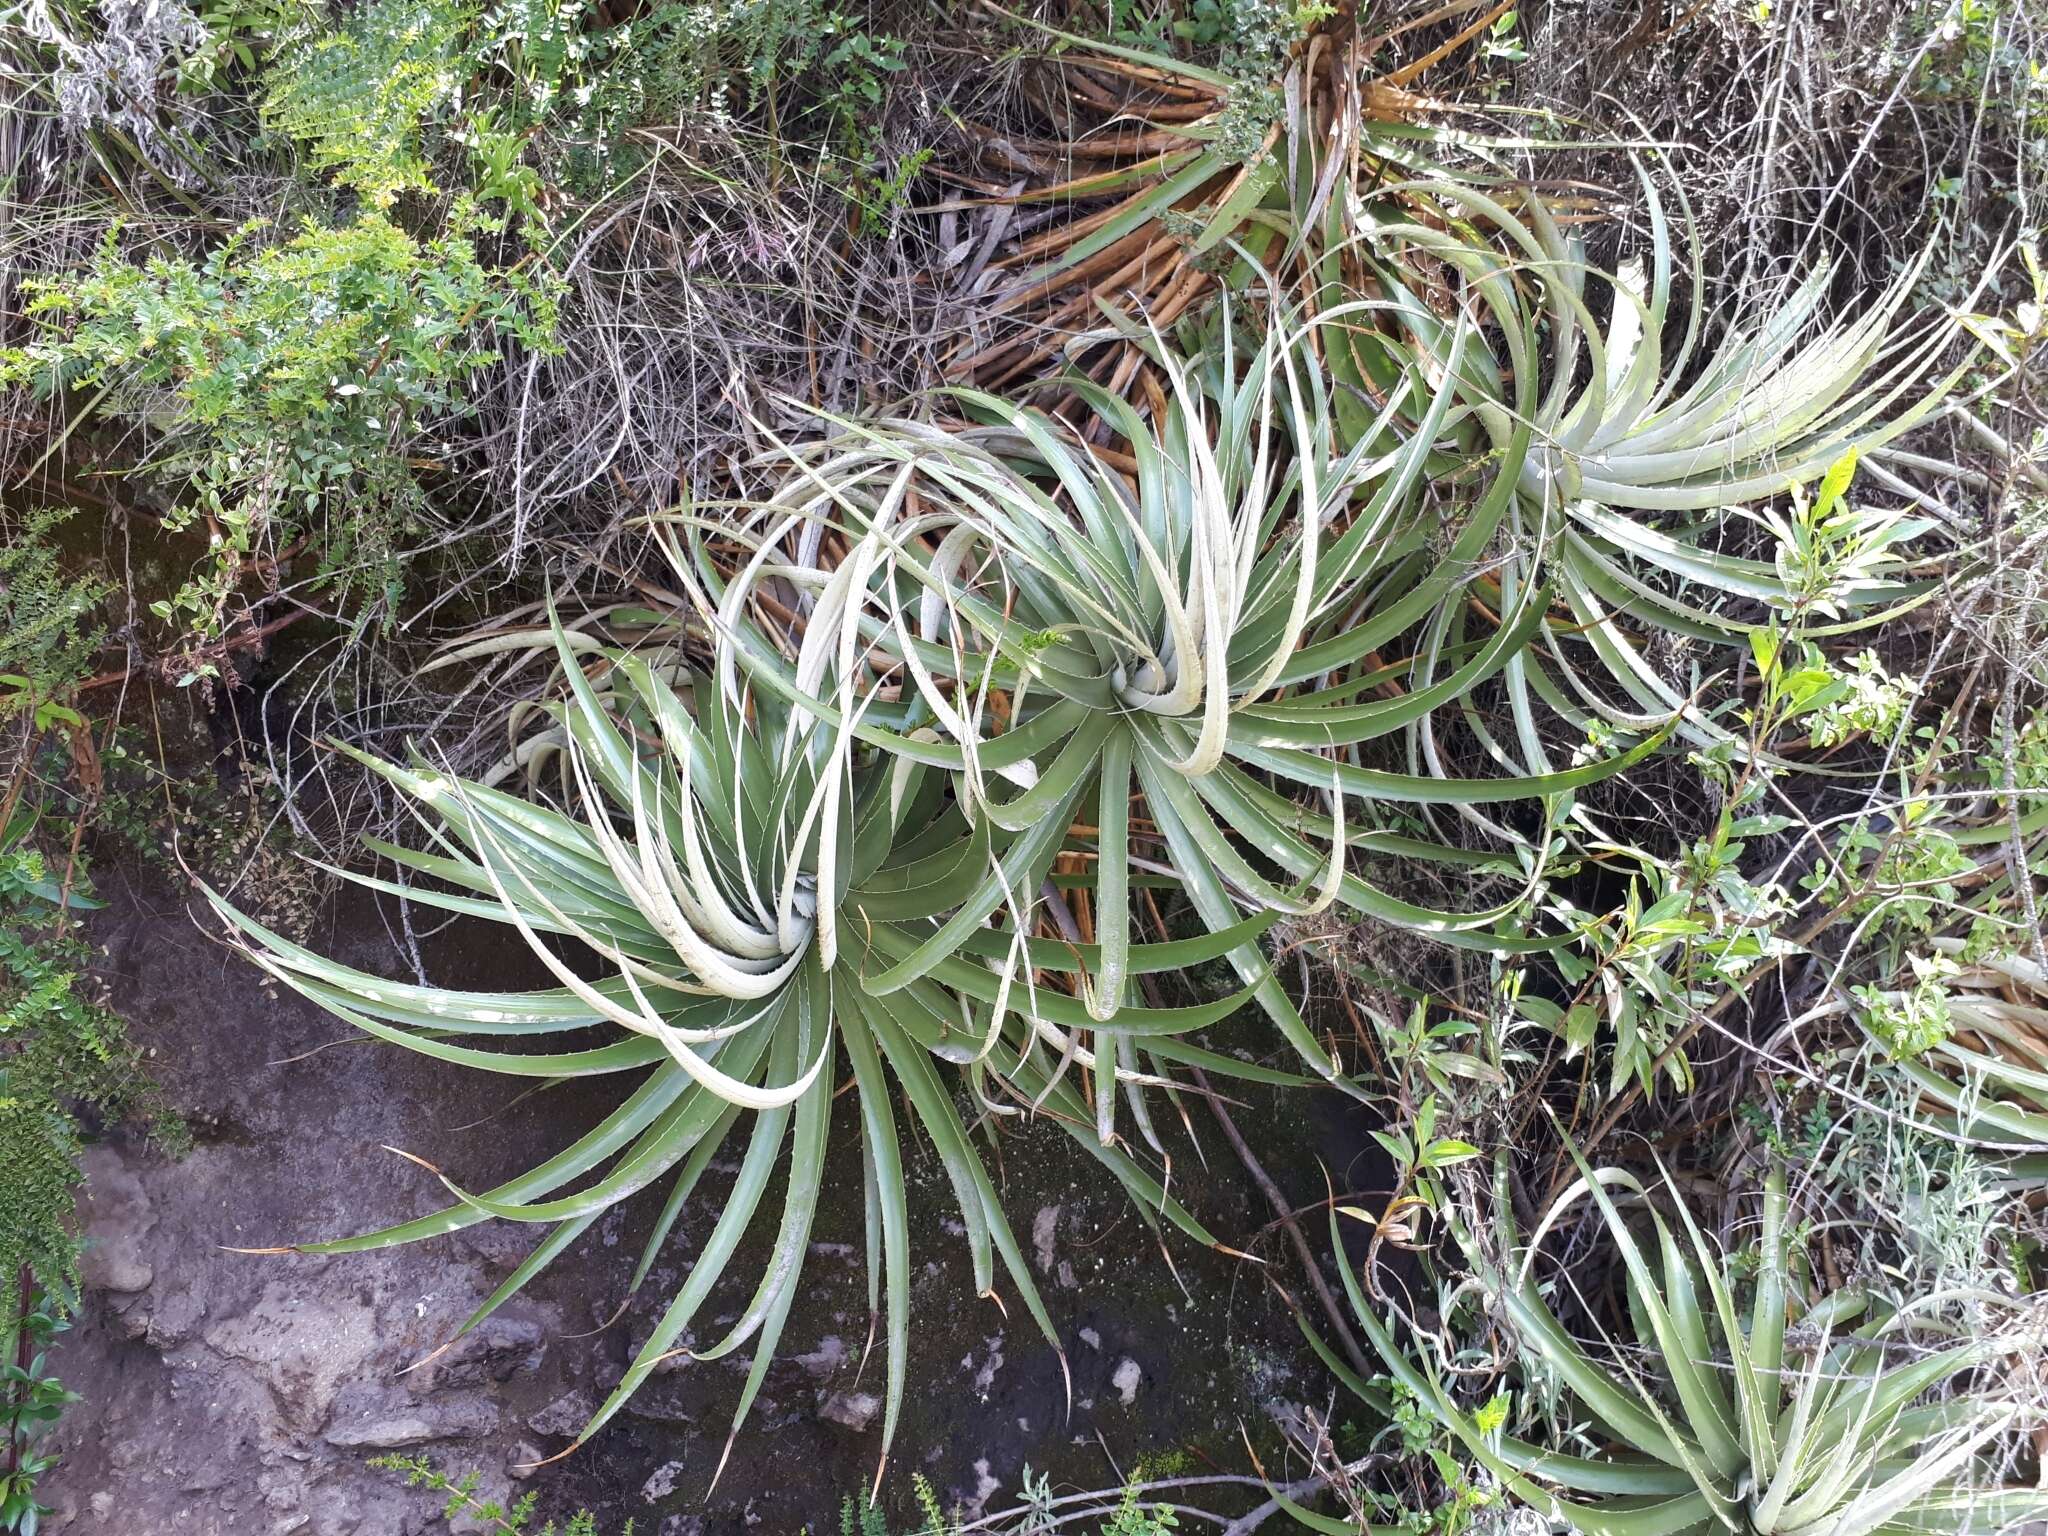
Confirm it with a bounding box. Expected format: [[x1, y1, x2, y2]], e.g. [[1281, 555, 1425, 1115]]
[[206, 103, 2048, 1524], [5, 0, 2042, 1528]]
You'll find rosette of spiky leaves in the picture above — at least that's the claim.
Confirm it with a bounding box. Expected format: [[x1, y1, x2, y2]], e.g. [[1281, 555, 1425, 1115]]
[[946, 4, 1497, 398], [673, 310, 1672, 1106], [1309, 1161, 2048, 1536], [209, 625, 1250, 1476], [1339, 169, 1965, 783]]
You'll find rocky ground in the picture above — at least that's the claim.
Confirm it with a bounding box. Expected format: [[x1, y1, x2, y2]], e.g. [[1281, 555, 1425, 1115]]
[[41, 856, 1378, 1534]]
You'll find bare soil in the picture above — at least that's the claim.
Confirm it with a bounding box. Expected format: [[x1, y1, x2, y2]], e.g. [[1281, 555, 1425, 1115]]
[[41, 848, 1382, 1535]]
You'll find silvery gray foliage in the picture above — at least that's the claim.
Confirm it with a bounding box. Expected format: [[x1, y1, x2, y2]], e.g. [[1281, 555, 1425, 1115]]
[[26, 0, 210, 181]]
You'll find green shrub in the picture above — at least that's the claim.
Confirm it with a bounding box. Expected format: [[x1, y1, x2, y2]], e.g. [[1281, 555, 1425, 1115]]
[[0, 822, 182, 1298], [1, 213, 558, 670], [372, 1453, 623, 1535], [0, 510, 108, 726], [0, 811, 180, 1536], [0, 1296, 79, 1536]]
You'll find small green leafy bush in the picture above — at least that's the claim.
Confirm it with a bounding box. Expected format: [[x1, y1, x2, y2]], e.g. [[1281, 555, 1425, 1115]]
[[262, 0, 469, 204], [0, 511, 108, 723], [0, 812, 179, 1536], [0, 825, 182, 1301], [2, 214, 558, 667], [372, 1453, 625, 1535], [1, 1297, 80, 1536]]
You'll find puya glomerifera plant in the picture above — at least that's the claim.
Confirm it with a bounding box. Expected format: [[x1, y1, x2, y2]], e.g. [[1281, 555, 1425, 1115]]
[[212, 614, 1281, 1475], [1317, 1159, 2048, 1536], [211, 177, 1974, 1475], [663, 303, 1674, 1105]]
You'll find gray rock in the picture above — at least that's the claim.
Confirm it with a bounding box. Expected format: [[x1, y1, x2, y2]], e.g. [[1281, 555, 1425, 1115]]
[[77, 1148, 155, 1294], [642, 1460, 686, 1500], [1111, 1357, 1143, 1406], [794, 1334, 847, 1378], [819, 1390, 881, 1432], [324, 1380, 501, 1447], [321, 1415, 443, 1450], [410, 1309, 546, 1393], [526, 1390, 596, 1438], [130, 1280, 207, 1348], [204, 1283, 382, 1432], [1031, 1204, 1061, 1274], [260, 1470, 308, 1514], [507, 1442, 546, 1481]]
